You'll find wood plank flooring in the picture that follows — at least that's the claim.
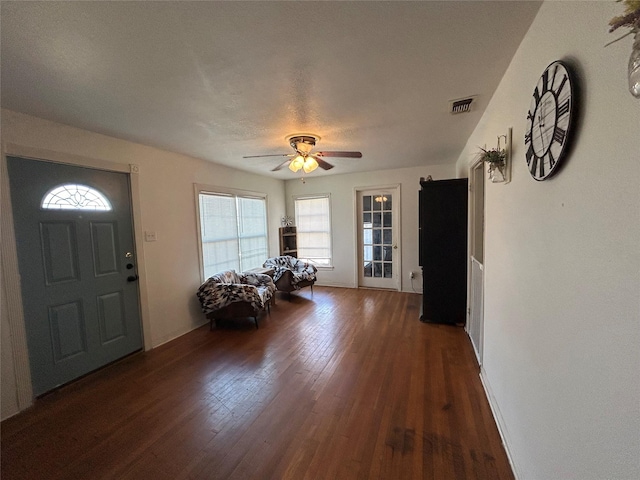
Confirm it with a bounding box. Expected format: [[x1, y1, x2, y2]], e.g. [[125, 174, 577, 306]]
[[1, 287, 513, 480]]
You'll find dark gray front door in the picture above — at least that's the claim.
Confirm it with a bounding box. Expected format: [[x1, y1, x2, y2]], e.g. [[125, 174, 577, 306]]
[[7, 157, 143, 396]]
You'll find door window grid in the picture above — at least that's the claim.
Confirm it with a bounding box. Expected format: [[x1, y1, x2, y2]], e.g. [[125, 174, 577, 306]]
[[363, 194, 393, 278], [199, 192, 268, 279], [42, 184, 112, 211]]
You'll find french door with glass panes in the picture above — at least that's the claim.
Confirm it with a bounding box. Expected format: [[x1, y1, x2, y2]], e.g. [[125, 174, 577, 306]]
[[357, 187, 400, 290]]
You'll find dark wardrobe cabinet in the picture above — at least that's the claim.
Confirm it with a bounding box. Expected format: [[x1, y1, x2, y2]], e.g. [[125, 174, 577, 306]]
[[419, 178, 468, 325]]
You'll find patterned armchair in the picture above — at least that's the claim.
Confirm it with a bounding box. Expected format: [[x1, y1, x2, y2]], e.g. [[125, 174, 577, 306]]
[[196, 270, 275, 329], [263, 256, 317, 298]]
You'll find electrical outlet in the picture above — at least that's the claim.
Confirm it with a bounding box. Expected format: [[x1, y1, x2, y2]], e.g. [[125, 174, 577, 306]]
[[409, 271, 415, 279]]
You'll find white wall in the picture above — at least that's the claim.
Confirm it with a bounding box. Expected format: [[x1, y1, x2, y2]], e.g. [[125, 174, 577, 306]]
[[456, 2, 640, 479], [1, 109, 285, 420], [284, 163, 455, 292]]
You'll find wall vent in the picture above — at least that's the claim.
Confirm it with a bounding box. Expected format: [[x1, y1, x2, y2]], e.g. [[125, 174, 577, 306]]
[[449, 96, 476, 114]]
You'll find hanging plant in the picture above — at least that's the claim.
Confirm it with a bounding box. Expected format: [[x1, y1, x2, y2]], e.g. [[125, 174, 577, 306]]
[[478, 146, 506, 166], [608, 0, 640, 42], [608, 1, 640, 97], [478, 134, 508, 183]]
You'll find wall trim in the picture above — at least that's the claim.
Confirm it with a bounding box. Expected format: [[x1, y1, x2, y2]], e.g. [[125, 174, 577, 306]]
[[151, 319, 209, 349], [479, 366, 521, 480], [1, 154, 34, 414], [315, 281, 355, 289]]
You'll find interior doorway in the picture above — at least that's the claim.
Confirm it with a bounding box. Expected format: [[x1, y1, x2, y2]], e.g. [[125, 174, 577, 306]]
[[468, 160, 485, 364]]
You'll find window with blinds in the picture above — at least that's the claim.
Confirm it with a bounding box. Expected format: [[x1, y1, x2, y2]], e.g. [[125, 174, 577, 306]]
[[198, 190, 268, 279], [294, 195, 332, 267]]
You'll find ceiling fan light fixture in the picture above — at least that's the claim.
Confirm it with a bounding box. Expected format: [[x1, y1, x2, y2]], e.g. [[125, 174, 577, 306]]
[[296, 141, 313, 155], [248, 133, 360, 173], [289, 154, 305, 172], [302, 155, 319, 173]]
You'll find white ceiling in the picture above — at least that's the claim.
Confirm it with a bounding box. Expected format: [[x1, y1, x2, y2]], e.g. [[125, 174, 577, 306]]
[[1, 1, 542, 178]]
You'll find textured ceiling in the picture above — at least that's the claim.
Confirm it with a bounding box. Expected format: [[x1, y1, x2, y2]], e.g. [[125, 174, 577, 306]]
[[1, 1, 542, 178]]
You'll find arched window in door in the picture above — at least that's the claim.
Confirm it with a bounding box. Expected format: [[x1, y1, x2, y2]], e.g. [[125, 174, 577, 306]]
[[41, 184, 112, 211]]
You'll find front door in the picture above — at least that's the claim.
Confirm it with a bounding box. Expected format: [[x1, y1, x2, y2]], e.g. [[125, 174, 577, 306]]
[[357, 188, 400, 290], [7, 157, 143, 396]]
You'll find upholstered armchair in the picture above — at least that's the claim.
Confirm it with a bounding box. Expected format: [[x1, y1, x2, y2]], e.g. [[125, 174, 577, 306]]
[[196, 270, 275, 329], [263, 256, 317, 298]]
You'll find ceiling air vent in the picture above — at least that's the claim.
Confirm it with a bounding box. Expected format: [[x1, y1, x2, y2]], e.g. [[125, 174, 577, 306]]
[[449, 96, 476, 115]]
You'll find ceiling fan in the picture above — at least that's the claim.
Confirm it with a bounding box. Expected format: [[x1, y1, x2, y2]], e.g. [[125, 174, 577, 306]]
[[243, 134, 362, 173]]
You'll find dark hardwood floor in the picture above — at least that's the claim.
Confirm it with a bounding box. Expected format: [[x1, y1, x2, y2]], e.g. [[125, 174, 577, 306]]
[[1, 287, 513, 480]]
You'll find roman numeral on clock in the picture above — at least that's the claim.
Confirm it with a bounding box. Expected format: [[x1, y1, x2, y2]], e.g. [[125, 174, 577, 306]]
[[541, 70, 550, 92], [533, 87, 541, 104], [525, 145, 534, 166], [556, 74, 568, 96], [547, 150, 556, 170], [553, 126, 566, 145], [557, 98, 570, 117], [529, 154, 538, 176], [550, 65, 558, 90]]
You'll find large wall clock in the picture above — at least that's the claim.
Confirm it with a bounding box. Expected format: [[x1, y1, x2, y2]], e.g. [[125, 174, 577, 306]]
[[525, 60, 576, 181]]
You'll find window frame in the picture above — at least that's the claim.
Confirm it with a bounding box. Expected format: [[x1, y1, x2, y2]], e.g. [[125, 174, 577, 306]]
[[195, 184, 269, 281], [293, 193, 333, 269]]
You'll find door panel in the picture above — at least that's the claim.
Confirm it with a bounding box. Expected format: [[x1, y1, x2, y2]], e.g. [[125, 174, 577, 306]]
[[91, 222, 119, 276], [49, 301, 87, 362], [41, 222, 80, 284], [7, 156, 143, 396], [97, 292, 127, 343]]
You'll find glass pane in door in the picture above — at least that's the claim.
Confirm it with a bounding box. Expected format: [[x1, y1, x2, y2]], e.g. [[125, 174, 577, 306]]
[[361, 193, 393, 281]]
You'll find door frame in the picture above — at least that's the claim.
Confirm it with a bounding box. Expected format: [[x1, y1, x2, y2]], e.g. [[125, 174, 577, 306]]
[[353, 184, 402, 291], [1, 143, 151, 410], [466, 158, 486, 365]]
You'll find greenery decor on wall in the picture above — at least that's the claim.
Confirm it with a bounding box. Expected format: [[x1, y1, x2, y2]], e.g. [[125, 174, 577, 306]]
[[609, 0, 640, 36], [608, 0, 640, 97], [478, 128, 512, 184]]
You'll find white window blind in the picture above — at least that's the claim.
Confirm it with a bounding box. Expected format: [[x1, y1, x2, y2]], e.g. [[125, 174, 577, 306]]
[[294, 195, 332, 267], [198, 191, 267, 279]]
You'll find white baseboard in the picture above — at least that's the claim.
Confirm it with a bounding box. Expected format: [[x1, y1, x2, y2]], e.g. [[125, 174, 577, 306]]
[[151, 319, 208, 349], [479, 366, 521, 480], [314, 281, 353, 288]]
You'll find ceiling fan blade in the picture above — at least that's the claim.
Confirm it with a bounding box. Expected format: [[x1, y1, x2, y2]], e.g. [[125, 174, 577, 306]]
[[271, 159, 292, 171], [316, 151, 362, 158], [243, 153, 292, 159], [315, 157, 334, 170]]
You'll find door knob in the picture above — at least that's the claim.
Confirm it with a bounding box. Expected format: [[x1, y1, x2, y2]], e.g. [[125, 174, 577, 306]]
[[393, 244, 398, 249], [127, 275, 139, 282]]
